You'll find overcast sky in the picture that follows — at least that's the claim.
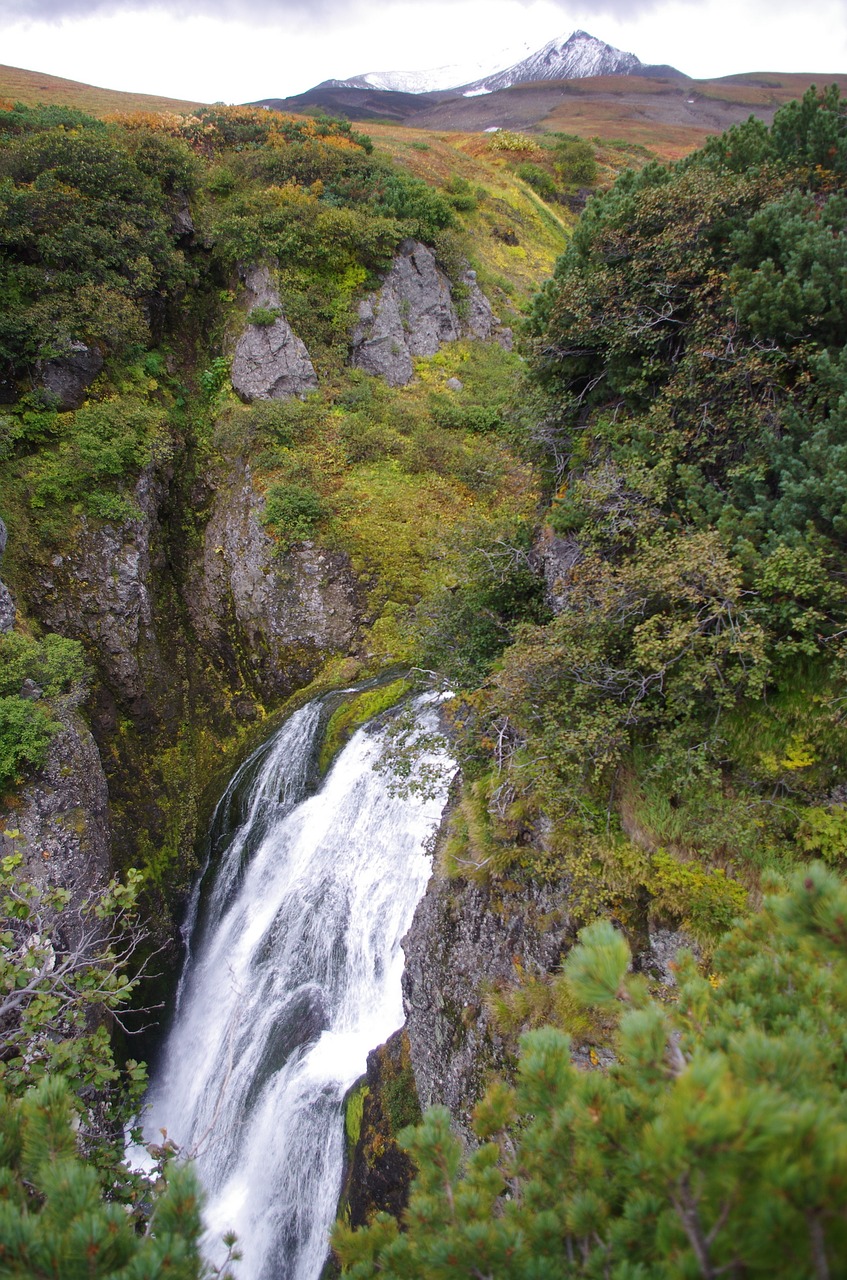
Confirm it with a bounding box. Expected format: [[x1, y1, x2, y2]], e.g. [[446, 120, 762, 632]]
[[2, 0, 846, 104]]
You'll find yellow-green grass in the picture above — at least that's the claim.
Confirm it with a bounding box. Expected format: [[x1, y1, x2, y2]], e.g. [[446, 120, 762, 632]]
[[360, 122, 573, 306]]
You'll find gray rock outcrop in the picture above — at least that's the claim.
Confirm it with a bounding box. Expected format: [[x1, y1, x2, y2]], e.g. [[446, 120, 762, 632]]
[[351, 242, 512, 385], [0, 516, 14, 632], [0, 700, 111, 915], [535, 524, 583, 615], [231, 264, 317, 403], [38, 342, 104, 411], [402, 868, 573, 1137], [185, 461, 360, 698], [351, 240, 459, 385]]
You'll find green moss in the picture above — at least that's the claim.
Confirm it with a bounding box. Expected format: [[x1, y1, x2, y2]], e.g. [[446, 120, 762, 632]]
[[381, 1065, 421, 1137], [345, 1081, 369, 1150], [319, 678, 410, 776]]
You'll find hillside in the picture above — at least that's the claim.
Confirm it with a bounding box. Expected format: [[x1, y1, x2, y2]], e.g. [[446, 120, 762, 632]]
[[0, 62, 204, 115]]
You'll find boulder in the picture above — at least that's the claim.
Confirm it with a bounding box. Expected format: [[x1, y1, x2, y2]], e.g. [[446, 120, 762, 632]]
[[38, 342, 103, 411], [231, 264, 317, 402]]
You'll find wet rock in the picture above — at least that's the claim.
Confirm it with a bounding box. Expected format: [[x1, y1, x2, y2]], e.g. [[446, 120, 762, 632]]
[[38, 342, 104, 411], [342, 1029, 420, 1230], [402, 868, 573, 1138], [231, 264, 317, 402]]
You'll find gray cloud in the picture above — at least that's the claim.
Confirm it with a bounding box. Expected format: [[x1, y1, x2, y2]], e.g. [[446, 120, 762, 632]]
[[3, 0, 670, 22], [3, 0, 360, 21], [5, 0, 826, 32]]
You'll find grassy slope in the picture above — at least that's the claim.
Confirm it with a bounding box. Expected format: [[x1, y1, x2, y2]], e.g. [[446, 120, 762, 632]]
[[0, 63, 205, 115], [364, 123, 573, 308]]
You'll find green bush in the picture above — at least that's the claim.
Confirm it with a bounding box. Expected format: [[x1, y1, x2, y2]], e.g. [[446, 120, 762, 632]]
[[0, 696, 58, 791], [260, 481, 325, 545], [247, 305, 282, 326], [516, 162, 557, 200], [26, 397, 171, 517]]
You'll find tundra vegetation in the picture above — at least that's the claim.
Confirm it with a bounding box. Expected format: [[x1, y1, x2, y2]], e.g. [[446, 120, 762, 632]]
[[1, 80, 847, 1277]]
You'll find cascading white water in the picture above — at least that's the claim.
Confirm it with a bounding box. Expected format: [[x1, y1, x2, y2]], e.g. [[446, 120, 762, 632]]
[[142, 694, 453, 1280]]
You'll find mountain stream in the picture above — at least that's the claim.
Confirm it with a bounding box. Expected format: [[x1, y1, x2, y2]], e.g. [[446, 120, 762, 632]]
[[141, 693, 453, 1279]]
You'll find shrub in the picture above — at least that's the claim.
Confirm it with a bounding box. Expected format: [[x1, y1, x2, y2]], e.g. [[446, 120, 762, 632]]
[[247, 305, 282, 326], [516, 162, 557, 200], [260, 481, 325, 545]]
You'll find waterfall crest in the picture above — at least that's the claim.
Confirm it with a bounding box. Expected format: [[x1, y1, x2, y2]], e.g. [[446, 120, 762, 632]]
[[143, 694, 453, 1280]]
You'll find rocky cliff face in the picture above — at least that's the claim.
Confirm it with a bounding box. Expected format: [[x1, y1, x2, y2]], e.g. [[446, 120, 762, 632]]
[[0, 695, 111, 914], [37, 342, 104, 412], [185, 460, 360, 699], [351, 240, 511, 386], [0, 518, 15, 633], [402, 864, 573, 1137], [28, 467, 167, 721]]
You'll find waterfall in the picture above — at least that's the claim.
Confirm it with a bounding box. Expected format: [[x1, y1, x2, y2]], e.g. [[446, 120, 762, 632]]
[[142, 693, 453, 1280]]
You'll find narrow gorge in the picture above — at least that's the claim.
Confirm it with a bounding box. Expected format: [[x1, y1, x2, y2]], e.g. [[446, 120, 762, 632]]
[[3, 88, 847, 1280]]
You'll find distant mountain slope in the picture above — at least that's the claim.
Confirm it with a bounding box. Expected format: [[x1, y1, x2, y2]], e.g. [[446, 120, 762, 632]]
[[262, 69, 847, 165], [0, 63, 204, 116]]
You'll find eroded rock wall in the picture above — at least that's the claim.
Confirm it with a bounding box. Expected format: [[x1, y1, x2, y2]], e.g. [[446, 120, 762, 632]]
[[402, 867, 573, 1137], [185, 460, 360, 699]]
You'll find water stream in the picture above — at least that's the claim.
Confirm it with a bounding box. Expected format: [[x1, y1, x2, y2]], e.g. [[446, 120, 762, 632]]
[[142, 693, 453, 1280]]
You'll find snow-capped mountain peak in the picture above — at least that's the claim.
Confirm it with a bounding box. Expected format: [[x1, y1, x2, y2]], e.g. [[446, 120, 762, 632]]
[[460, 30, 642, 95], [321, 30, 640, 98]]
